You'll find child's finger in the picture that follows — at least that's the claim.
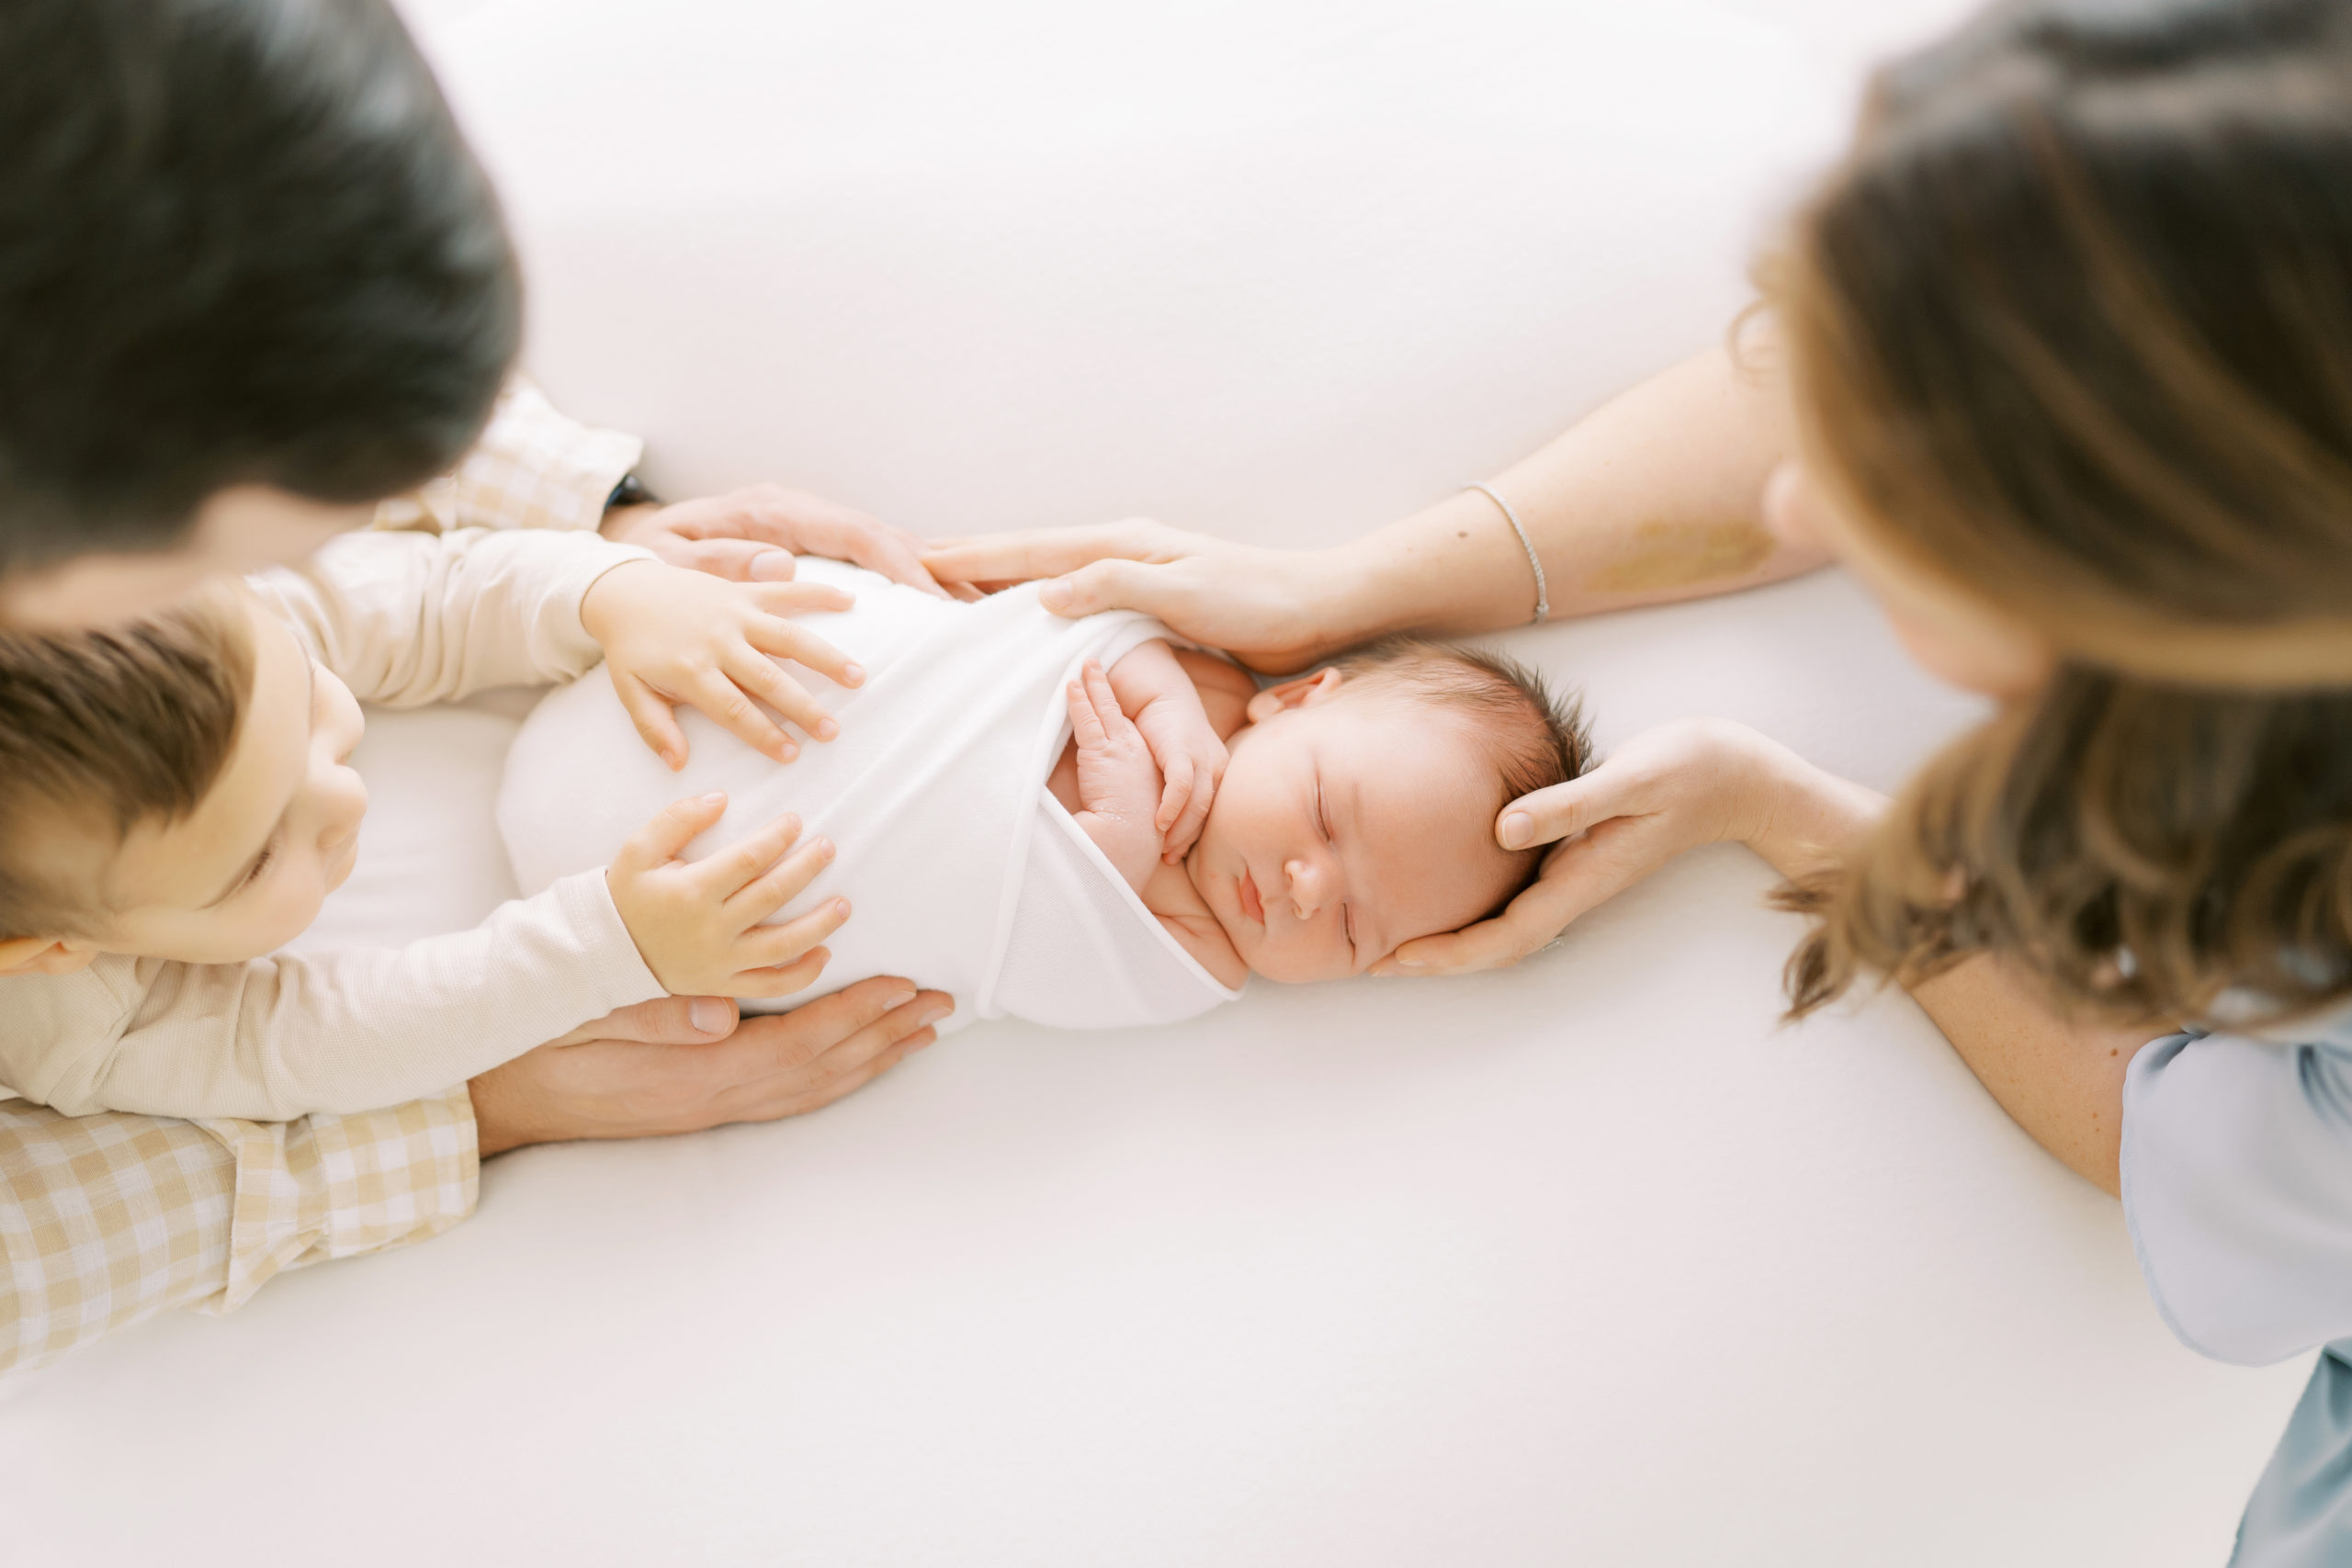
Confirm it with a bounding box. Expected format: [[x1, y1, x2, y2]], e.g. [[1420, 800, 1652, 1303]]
[[612, 671, 692, 771], [743, 898, 852, 966], [729, 947, 833, 1000], [690, 811, 804, 897], [745, 606, 865, 690], [728, 832, 838, 921], [681, 667, 798, 762], [614, 791, 729, 874], [723, 647, 839, 746], [746, 580, 854, 616]]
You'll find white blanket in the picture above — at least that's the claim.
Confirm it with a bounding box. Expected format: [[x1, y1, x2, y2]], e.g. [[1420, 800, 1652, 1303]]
[[501, 560, 1238, 1028]]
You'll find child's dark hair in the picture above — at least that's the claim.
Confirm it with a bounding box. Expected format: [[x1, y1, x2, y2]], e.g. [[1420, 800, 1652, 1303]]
[[0, 0, 520, 577], [0, 590, 254, 938], [1328, 636, 1591, 901]]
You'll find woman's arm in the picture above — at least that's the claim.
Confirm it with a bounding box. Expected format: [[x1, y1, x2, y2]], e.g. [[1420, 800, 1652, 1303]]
[[922, 342, 1828, 671]]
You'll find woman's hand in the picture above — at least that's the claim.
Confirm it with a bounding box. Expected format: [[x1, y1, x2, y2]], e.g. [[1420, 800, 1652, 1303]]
[[1374, 718, 1850, 975], [580, 558, 865, 768], [469, 978, 953, 1156], [922, 519, 1360, 673], [603, 485, 949, 597]]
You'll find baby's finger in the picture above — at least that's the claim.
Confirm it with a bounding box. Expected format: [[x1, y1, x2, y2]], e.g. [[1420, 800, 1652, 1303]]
[[681, 667, 797, 762], [729, 833, 838, 922], [692, 810, 804, 897], [612, 671, 691, 771], [729, 947, 833, 1000], [745, 613, 865, 695], [1164, 777, 1214, 862], [1080, 660, 1139, 744], [722, 647, 838, 749], [743, 898, 852, 967], [1065, 677, 1110, 753], [1155, 756, 1193, 834], [614, 791, 729, 874]]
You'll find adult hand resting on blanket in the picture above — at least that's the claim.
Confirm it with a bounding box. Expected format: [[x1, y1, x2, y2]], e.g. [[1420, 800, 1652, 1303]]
[[469, 978, 952, 1156]]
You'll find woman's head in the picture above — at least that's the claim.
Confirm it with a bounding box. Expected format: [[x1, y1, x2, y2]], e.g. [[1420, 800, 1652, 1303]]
[[1770, 0, 2352, 1025]]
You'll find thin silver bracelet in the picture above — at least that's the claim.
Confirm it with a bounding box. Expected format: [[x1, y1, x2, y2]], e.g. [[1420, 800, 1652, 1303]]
[[1465, 481, 1548, 623]]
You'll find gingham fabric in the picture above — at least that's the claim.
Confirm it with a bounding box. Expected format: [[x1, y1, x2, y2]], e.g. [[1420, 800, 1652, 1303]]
[[0, 374, 634, 1374], [0, 1089, 475, 1373], [372, 376, 643, 536]]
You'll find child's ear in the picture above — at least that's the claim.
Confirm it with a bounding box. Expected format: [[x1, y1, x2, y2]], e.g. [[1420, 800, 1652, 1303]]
[[0, 936, 99, 977], [1243, 667, 1343, 724]]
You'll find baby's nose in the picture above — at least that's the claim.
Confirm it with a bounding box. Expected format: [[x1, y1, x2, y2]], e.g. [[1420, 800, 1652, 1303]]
[[1282, 857, 1326, 919]]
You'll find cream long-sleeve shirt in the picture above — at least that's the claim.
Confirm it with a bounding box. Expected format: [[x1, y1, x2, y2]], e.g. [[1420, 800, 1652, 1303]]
[[0, 525, 670, 1121], [3, 374, 647, 1373]]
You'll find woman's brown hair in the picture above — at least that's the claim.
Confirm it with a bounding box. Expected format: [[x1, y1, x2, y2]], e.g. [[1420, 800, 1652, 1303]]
[[1772, 0, 2352, 1027]]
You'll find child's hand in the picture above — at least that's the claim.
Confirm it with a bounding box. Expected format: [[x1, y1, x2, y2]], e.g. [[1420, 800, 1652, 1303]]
[[581, 559, 865, 769], [606, 792, 848, 998], [1129, 698, 1227, 863], [1065, 660, 1165, 893]]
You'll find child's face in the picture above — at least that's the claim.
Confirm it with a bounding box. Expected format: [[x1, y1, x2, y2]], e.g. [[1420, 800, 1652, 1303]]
[[22, 592, 370, 966], [1185, 673, 1524, 982]]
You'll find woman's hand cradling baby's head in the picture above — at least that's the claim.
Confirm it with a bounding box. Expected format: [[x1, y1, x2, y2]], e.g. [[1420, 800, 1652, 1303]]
[[579, 558, 868, 771]]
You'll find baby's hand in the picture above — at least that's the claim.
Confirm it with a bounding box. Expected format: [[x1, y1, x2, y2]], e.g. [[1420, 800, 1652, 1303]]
[[606, 792, 848, 998], [1066, 660, 1165, 893], [1130, 696, 1227, 863], [580, 558, 866, 770]]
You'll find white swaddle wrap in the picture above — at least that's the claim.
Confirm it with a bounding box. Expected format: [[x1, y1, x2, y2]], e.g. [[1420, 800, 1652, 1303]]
[[498, 560, 1241, 1033]]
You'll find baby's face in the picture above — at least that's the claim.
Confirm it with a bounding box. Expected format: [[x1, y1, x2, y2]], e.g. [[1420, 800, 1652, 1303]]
[[1186, 677, 1526, 982]]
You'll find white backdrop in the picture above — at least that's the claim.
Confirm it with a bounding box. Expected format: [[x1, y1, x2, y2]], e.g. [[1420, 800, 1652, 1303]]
[[0, 3, 2309, 1564]]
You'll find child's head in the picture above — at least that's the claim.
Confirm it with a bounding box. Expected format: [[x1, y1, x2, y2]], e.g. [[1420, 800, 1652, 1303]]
[[1189, 637, 1588, 982], [0, 585, 368, 975]]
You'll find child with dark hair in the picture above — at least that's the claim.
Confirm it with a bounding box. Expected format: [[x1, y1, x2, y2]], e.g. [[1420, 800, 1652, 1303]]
[[0, 525, 872, 1121]]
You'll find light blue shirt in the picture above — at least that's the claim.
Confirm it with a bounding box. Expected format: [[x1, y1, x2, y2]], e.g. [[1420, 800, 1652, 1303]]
[[2124, 1026, 2352, 1564]]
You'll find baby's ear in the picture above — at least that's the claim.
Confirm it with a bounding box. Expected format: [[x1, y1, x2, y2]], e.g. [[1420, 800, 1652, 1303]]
[[1243, 667, 1343, 724], [0, 936, 98, 978]]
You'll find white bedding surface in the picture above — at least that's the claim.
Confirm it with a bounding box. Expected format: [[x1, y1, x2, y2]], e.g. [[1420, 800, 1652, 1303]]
[[0, 3, 2311, 1562]]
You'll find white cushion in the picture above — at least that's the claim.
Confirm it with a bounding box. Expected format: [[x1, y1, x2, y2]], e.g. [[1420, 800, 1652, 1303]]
[[2, 3, 2308, 1563]]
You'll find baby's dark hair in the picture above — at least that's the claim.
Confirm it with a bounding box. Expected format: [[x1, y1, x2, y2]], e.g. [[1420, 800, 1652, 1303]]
[[1326, 636, 1591, 902], [0, 588, 254, 938]]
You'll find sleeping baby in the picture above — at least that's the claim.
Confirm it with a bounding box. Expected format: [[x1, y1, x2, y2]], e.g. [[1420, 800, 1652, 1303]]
[[502, 563, 1588, 1030]]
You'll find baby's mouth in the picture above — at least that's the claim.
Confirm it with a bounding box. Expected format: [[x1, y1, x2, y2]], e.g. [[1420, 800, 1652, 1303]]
[[1238, 866, 1266, 926]]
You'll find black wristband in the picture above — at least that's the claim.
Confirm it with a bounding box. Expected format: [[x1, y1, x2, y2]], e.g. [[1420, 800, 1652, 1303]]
[[606, 472, 659, 509]]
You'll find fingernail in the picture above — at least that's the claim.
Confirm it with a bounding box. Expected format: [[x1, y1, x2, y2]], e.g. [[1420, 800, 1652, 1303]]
[[916, 1006, 951, 1028], [886, 987, 917, 1010], [750, 550, 794, 581], [831, 897, 852, 919], [688, 997, 730, 1034], [1039, 581, 1072, 613], [777, 742, 798, 761], [814, 717, 839, 741], [700, 791, 727, 806], [1392, 957, 1427, 970], [841, 662, 865, 686], [1499, 811, 1533, 850]]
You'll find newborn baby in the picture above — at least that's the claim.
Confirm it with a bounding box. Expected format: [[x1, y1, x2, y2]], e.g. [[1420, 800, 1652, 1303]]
[[500, 562, 1585, 1031]]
